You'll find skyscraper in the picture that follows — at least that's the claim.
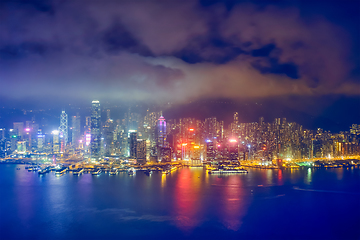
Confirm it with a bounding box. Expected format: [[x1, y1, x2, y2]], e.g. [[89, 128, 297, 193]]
[[71, 113, 81, 148], [13, 122, 24, 139], [91, 100, 101, 161], [136, 139, 146, 164], [157, 116, 166, 147], [234, 112, 239, 125], [129, 132, 137, 159], [59, 110, 68, 146]]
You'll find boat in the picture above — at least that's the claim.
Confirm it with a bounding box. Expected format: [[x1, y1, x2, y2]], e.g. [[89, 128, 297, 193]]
[[208, 168, 248, 175], [109, 169, 119, 175], [38, 167, 50, 175], [91, 169, 102, 175], [144, 170, 153, 175], [162, 170, 170, 175], [73, 168, 84, 175], [128, 169, 135, 176], [55, 167, 67, 176]]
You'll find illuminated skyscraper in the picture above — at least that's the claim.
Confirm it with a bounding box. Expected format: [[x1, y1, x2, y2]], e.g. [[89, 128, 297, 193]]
[[206, 140, 215, 162], [91, 100, 101, 161], [59, 110, 68, 146], [129, 132, 137, 159], [157, 116, 166, 147], [136, 139, 146, 164], [205, 117, 217, 139], [234, 112, 239, 125], [71, 113, 80, 148], [85, 116, 91, 130], [52, 130, 60, 154], [13, 122, 24, 139]]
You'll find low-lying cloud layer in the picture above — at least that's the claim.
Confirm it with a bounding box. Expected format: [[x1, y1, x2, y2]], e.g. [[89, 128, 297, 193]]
[[0, 0, 359, 103]]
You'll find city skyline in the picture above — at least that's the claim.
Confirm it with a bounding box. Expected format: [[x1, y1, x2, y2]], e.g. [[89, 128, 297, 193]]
[[1, 100, 359, 164], [1, 1, 359, 239]]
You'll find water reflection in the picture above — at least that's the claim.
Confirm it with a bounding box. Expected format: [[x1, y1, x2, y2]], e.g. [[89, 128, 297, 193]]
[[305, 168, 312, 185], [77, 173, 93, 202], [15, 170, 35, 224], [266, 170, 273, 185], [277, 169, 283, 185], [220, 176, 247, 231], [172, 168, 201, 231], [161, 173, 166, 188], [335, 168, 344, 180]]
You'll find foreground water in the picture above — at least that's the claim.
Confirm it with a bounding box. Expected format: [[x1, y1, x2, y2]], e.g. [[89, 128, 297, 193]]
[[1, 164, 359, 240]]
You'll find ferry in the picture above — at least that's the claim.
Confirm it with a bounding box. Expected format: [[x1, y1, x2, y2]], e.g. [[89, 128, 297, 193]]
[[55, 167, 67, 176], [38, 167, 50, 175], [92, 169, 102, 175], [144, 170, 153, 175], [73, 168, 84, 175], [109, 169, 119, 175], [28, 166, 39, 172], [208, 168, 248, 175], [128, 169, 135, 176]]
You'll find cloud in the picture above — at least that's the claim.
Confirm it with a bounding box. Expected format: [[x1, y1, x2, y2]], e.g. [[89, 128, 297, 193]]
[[0, 0, 359, 104]]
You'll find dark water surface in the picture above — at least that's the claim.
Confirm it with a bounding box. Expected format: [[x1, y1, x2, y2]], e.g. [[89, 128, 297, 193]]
[[1, 164, 359, 240]]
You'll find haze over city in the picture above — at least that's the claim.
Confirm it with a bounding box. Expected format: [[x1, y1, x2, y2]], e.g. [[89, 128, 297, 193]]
[[0, 0, 359, 240]]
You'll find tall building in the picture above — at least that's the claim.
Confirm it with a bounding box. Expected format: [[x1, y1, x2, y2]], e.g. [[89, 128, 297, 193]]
[[85, 116, 91, 130], [205, 117, 217, 139], [106, 109, 111, 120], [136, 139, 146, 164], [206, 140, 215, 162], [13, 122, 24, 139], [234, 112, 239, 125], [59, 110, 68, 146], [158, 116, 166, 147], [129, 132, 137, 159], [52, 130, 60, 154], [37, 131, 45, 152], [91, 100, 101, 161], [71, 113, 81, 148]]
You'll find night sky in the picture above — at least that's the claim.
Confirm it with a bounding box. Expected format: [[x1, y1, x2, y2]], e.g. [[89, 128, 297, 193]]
[[0, 0, 359, 130]]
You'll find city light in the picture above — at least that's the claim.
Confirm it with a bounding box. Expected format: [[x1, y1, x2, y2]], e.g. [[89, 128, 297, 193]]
[[0, 1, 359, 238]]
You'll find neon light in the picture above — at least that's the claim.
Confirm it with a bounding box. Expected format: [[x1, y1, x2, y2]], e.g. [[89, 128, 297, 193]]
[[194, 146, 200, 149], [229, 139, 237, 143], [85, 134, 91, 146], [189, 128, 194, 132]]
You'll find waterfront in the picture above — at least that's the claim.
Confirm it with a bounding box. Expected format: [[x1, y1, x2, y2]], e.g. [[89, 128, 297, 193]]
[[1, 164, 359, 240]]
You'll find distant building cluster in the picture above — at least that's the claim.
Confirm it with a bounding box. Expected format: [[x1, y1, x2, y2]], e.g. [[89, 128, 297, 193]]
[[0, 101, 359, 164]]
